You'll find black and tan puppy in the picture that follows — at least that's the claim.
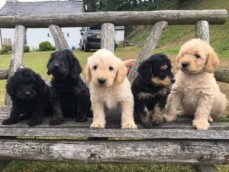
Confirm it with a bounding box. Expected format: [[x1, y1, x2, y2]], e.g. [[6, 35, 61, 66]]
[[47, 49, 91, 125], [2, 68, 51, 126], [132, 54, 175, 128]]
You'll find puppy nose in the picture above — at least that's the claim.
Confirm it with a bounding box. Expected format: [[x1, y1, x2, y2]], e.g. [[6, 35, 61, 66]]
[[98, 78, 106, 85], [25, 91, 31, 95], [171, 78, 176, 83], [54, 63, 60, 68], [182, 62, 189, 68]]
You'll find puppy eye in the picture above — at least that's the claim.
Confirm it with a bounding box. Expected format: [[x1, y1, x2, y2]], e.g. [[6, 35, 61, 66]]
[[195, 54, 201, 59], [109, 66, 114, 71], [93, 65, 97, 70]]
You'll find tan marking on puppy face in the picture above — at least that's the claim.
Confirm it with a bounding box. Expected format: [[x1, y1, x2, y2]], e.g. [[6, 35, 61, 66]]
[[177, 38, 219, 74], [86, 49, 126, 87], [160, 65, 168, 71], [151, 76, 172, 86]]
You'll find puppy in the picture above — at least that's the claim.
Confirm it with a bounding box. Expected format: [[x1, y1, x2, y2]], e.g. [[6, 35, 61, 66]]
[[2, 68, 51, 126], [164, 38, 228, 130], [47, 49, 91, 125], [85, 49, 137, 129], [132, 54, 175, 128]]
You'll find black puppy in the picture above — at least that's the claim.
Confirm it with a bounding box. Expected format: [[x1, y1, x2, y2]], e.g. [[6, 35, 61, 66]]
[[132, 54, 175, 128], [47, 49, 91, 125], [2, 68, 51, 126]]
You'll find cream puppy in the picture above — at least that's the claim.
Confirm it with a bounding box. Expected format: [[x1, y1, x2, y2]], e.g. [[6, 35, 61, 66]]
[[85, 49, 137, 129]]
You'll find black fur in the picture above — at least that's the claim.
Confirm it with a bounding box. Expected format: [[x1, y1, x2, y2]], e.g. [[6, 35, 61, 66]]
[[47, 49, 91, 125], [132, 54, 175, 128], [2, 68, 51, 126]]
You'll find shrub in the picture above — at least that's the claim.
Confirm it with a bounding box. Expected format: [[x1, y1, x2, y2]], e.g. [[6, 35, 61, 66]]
[[39, 41, 55, 51], [0, 45, 12, 54], [24, 45, 30, 52]]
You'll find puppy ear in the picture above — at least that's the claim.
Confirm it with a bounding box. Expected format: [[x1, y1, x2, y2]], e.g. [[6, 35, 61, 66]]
[[175, 53, 181, 69], [115, 62, 127, 85], [84, 64, 91, 84], [47, 53, 55, 75], [205, 49, 219, 73], [71, 57, 82, 79], [6, 77, 15, 97]]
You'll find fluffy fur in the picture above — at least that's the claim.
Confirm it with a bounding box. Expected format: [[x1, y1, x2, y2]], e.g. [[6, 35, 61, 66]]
[[85, 49, 137, 129], [164, 38, 228, 130], [132, 54, 175, 128], [47, 49, 91, 125], [2, 68, 51, 126]]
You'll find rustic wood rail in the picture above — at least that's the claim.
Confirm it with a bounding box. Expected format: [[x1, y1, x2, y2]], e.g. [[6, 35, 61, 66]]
[[0, 4, 228, 172]]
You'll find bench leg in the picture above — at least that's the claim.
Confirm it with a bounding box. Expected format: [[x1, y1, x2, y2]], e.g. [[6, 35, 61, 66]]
[[194, 165, 219, 172], [0, 160, 11, 171]]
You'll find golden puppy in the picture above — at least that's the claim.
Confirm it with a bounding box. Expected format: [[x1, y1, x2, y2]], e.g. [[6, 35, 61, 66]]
[[85, 49, 137, 129], [164, 38, 228, 130]]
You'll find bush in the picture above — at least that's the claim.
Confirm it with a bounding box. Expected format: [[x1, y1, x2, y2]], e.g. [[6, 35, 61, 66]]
[[39, 41, 55, 51], [24, 45, 30, 53]]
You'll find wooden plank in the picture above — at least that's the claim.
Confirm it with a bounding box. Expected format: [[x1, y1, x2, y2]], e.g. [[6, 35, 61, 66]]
[[101, 23, 115, 52], [0, 69, 8, 80], [194, 165, 219, 172], [0, 139, 228, 164], [128, 21, 168, 84], [195, 20, 210, 43], [215, 68, 229, 83], [0, 10, 227, 28], [4, 25, 26, 105], [49, 25, 69, 50]]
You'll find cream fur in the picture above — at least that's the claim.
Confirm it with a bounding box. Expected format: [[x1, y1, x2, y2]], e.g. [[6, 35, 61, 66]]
[[164, 39, 228, 130], [84, 49, 137, 129]]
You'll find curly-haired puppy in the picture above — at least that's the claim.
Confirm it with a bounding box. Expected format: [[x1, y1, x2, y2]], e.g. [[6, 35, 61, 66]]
[[85, 49, 137, 129], [132, 54, 175, 128], [47, 49, 91, 124], [164, 38, 228, 130], [2, 68, 51, 126]]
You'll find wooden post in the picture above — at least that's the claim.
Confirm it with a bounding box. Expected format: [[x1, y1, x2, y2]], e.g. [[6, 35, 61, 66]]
[[0, 69, 8, 80], [101, 23, 115, 52], [4, 25, 26, 105], [49, 25, 69, 50], [195, 20, 210, 43], [128, 21, 168, 84], [215, 68, 229, 83]]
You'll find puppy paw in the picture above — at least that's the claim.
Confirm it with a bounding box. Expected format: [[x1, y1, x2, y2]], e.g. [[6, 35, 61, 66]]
[[28, 119, 42, 126], [122, 122, 137, 129], [2, 118, 16, 125], [192, 119, 210, 130], [164, 114, 176, 122], [90, 121, 105, 129], [208, 116, 213, 123], [49, 117, 64, 125], [152, 115, 164, 126], [75, 115, 88, 122]]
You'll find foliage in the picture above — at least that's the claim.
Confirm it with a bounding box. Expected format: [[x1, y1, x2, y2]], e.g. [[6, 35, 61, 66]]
[[39, 41, 55, 51], [0, 45, 12, 54], [24, 45, 30, 53]]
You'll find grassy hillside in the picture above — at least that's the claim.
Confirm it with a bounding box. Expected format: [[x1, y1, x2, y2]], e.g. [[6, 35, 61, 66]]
[[128, 0, 229, 57]]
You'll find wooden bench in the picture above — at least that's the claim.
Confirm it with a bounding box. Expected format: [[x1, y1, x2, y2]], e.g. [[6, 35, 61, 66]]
[[0, 2, 228, 171]]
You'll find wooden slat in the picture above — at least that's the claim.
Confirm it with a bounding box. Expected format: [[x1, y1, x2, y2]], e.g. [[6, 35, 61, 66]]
[[4, 25, 26, 105], [101, 23, 115, 52], [0, 10, 227, 28], [49, 25, 69, 50], [195, 20, 210, 43], [0, 69, 8, 80], [0, 139, 228, 164], [215, 68, 229, 83], [128, 21, 168, 84]]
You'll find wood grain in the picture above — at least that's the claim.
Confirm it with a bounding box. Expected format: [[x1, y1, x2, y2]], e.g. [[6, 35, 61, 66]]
[[101, 23, 115, 52], [195, 20, 210, 43]]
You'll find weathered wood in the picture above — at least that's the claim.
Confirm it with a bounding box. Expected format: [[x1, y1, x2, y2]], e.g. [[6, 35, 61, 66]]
[[101, 23, 115, 52], [196, 20, 210, 43], [0, 10, 227, 28], [0, 160, 11, 171], [4, 25, 26, 105], [194, 165, 219, 172], [0, 69, 8, 80], [215, 68, 229, 83], [49, 25, 69, 50], [128, 21, 168, 84], [0, 139, 228, 164]]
